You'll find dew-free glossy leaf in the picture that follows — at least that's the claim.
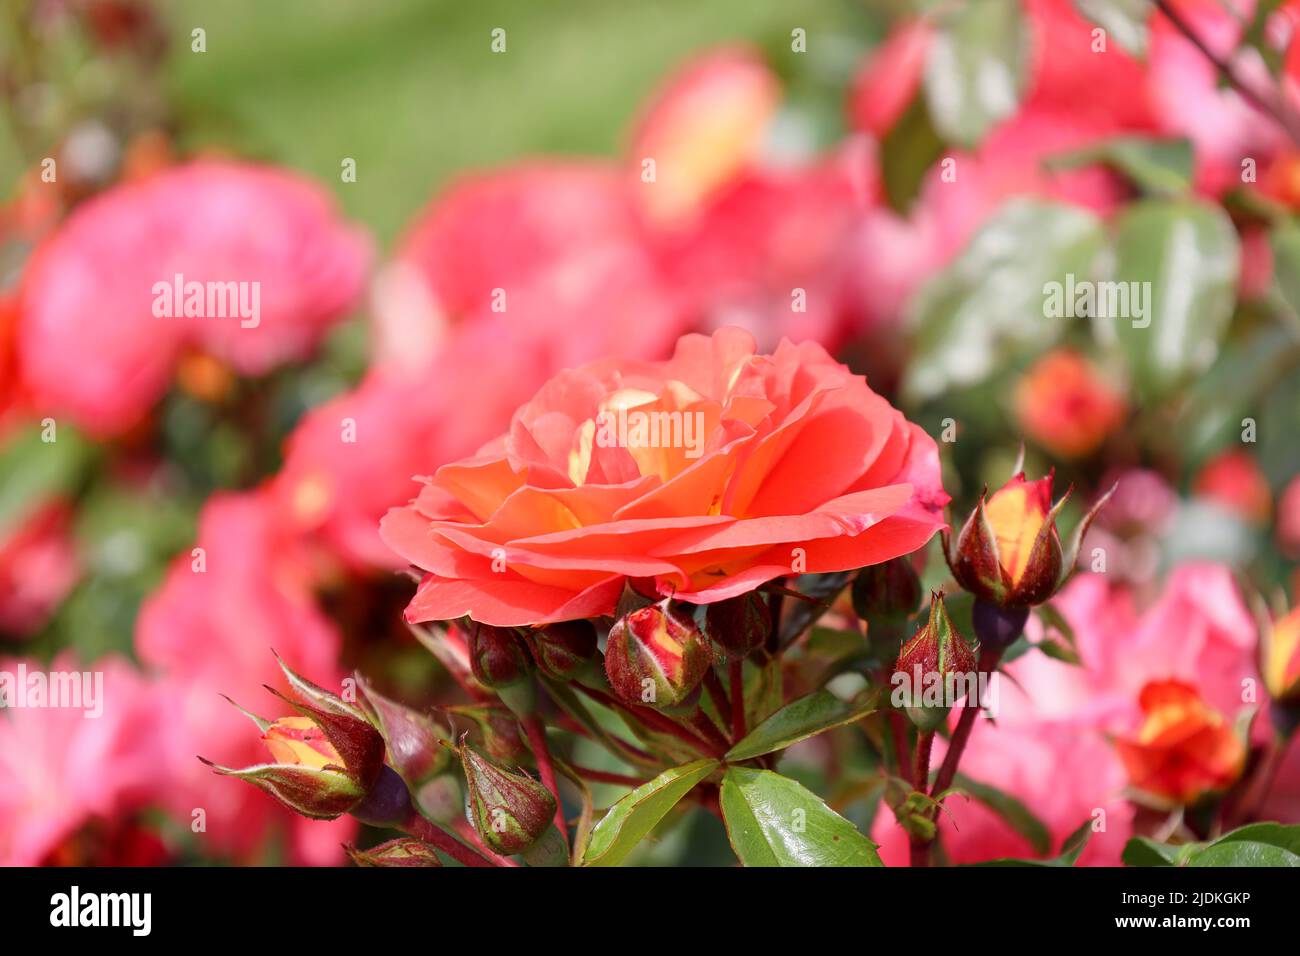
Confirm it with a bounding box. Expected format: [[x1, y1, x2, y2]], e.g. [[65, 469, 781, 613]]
[[726, 690, 876, 762], [720, 767, 882, 867], [581, 759, 717, 867]]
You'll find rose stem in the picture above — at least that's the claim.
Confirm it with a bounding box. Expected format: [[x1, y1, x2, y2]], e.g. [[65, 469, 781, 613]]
[[889, 711, 913, 787], [401, 810, 500, 868], [521, 712, 568, 841], [909, 730, 936, 868], [452, 818, 521, 867], [729, 657, 747, 742], [702, 668, 732, 735], [930, 646, 1003, 799], [683, 707, 732, 756], [575, 684, 719, 755], [568, 764, 648, 787]]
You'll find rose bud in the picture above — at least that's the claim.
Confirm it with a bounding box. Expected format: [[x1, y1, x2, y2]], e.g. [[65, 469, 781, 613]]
[[605, 601, 713, 711], [359, 678, 451, 790], [459, 742, 557, 858], [204, 709, 384, 821], [891, 592, 978, 731], [445, 703, 529, 764], [945, 469, 1113, 611], [1261, 606, 1300, 705], [704, 591, 770, 658], [468, 623, 533, 688], [852, 556, 922, 623], [1115, 680, 1246, 806], [524, 620, 598, 681], [201, 656, 387, 820], [346, 837, 442, 867]]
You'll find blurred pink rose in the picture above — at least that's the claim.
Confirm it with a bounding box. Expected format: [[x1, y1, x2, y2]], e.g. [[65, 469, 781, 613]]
[[136, 490, 353, 862], [0, 499, 80, 637], [874, 563, 1258, 864], [17, 160, 371, 437], [0, 654, 165, 865]]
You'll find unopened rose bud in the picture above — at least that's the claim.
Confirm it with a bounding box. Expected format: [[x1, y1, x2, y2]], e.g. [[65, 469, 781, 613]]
[[525, 620, 598, 680], [346, 837, 442, 867], [852, 556, 922, 622], [203, 662, 386, 820], [359, 678, 451, 790], [1262, 606, 1300, 705], [948, 472, 1065, 608], [445, 703, 528, 763], [468, 624, 533, 688], [705, 592, 770, 658], [459, 743, 556, 857], [1115, 680, 1245, 805], [891, 592, 978, 731], [605, 601, 712, 711]]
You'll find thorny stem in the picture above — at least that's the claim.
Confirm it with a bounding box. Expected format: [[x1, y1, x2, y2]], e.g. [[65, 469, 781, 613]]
[[521, 713, 568, 841], [1152, 0, 1300, 146], [909, 730, 936, 868], [930, 646, 1004, 800], [730, 657, 747, 742], [402, 810, 499, 868]]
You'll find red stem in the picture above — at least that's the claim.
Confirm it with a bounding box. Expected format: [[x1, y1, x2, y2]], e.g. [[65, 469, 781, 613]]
[[568, 764, 648, 787], [930, 647, 1002, 798], [729, 657, 747, 742], [522, 713, 568, 841], [909, 731, 937, 867], [889, 710, 913, 787], [575, 683, 719, 755], [702, 668, 732, 738], [453, 818, 521, 867], [684, 707, 730, 756], [402, 811, 498, 868]]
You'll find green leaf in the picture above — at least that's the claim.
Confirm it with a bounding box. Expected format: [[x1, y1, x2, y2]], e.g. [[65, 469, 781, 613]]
[[720, 767, 882, 866], [726, 689, 876, 762], [1097, 199, 1239, 398], [1271, 218, 1300, 322], [1047, 136, 1192, 196], [580, 759, 717, 866], [973, 819, 1093, 866], [1188, 842, 1300, 867], [952, 774, 1051, 855], [880, 96, 946, 214], [1121, 837, 1198, 867], [1208, 822, 1300, 855], [904, 200, 1105, 401], [1123, 818, 1300, 869], [1072, 0, 1149, 54], [0, 425, 93, 539], [924, 0, 1027, 146], [1036, 637, 1082, 666]]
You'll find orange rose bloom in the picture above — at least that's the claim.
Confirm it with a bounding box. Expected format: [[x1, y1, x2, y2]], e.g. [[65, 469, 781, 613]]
[[261, 715, 342, 769], [1014, 350, 1125, 459], [381, 328, 948, 625], [1115, 680, 1245, 805]]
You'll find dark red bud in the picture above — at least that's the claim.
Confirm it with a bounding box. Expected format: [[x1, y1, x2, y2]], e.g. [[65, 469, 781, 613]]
[[468, 624, 533, 688], [704, 592, 771, 657]]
